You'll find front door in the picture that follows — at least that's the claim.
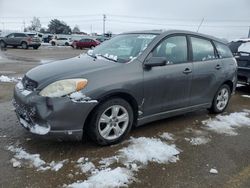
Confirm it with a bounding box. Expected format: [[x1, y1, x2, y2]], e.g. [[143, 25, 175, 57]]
[[143, 35, 192, 116]]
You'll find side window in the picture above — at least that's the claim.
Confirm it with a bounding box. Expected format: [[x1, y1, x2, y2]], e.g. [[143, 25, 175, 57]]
[[152, 36, 188, 64], [191, 37, 216, 61], [214, 41, 233, 58], [7, 33, 15, 38]]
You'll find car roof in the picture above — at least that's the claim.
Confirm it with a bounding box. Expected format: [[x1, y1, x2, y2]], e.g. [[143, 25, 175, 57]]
[[122, 29, 226, 44]]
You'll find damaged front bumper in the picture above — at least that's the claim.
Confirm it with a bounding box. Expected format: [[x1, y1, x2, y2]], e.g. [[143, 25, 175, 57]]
[[13, 82, 98, 140]]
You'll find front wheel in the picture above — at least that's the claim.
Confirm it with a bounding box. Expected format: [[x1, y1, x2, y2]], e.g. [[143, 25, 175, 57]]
[[0, 41, 6, 48], [21, 42, 28, 49], [88, 98, 134, 145], [209, 84, 231, 114]]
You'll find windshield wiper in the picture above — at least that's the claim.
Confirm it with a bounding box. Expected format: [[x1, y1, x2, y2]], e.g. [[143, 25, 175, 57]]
[[96, 54, 117, 62]]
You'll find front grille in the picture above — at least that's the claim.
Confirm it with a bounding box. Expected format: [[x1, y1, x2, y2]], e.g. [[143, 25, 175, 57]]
[[22, 76, 38, 91], [13, 100, 37, 122]]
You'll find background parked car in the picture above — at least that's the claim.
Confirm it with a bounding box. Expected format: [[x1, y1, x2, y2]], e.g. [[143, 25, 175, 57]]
[[72, 38, 100, 49], [0, 32, 41, 49], [50, 37, 72, 46], [228, 39, 250, 85]]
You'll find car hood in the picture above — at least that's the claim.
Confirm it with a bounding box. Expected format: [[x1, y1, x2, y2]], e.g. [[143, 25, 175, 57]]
[[26, 54, 119, 88]]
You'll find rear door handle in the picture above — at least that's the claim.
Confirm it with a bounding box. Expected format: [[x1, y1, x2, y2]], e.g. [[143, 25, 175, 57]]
[[215, 64, 222, 70], [183, 68, 192, 74]]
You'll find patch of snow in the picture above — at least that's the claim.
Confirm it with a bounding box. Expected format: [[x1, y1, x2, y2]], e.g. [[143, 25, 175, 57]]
[[78, 162, 95, 173], [202, 112, 250, 136], [49, 160, 68, 171], [8, 146, 46, 168], [67, 137, 180, 188], [20, 118, 50, 135], [159, 132, 174, 141], [118, 137, 180, 166], [10, 158, 21, 168], [67, 167, 134, 188], [210, 168, 218, 174], [69, 92, 98, 103], [0, 75, 21, 83], [242, 95, 250, 99], [0, 135, 7, 138], [188, 136, 210, 145], [8, 145, 67, 171]]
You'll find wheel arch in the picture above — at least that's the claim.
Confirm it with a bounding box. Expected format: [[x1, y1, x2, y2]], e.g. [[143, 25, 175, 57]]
[[83, 91, 139, 132]]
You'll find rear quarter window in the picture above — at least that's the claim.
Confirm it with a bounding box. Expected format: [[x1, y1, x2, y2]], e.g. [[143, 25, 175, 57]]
[[214, 42, 233, 58]]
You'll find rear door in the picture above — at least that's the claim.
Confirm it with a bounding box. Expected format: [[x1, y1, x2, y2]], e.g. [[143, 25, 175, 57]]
[[14, 33, 26, 45], [143, 35, 192, 116], [189, 36, 223, 106]]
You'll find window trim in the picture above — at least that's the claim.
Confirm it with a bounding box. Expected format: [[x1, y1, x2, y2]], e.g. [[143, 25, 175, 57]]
[[146, 34, 190, 65], [187, 34, 219, 62]]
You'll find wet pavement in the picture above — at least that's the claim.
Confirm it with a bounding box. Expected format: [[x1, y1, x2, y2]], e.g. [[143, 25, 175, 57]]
[[0, 46, 250, 188]]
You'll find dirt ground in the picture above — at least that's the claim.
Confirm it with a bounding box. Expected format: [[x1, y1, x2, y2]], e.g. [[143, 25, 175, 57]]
[[0, 46, 250, 188]]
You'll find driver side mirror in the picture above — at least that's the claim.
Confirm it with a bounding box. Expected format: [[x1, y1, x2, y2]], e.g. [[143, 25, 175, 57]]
[[144, 57, 167, 68]]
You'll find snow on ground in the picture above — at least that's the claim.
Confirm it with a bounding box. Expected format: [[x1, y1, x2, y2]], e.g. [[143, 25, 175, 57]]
[[242, 95, 250, 99], [202, 111, 250, 136], [159, 132, 174, 141], [185, 136, 211, 145], [0, 75, 21, 83], [76, 157, 95, 173], [210, 168, 218, 174], [67, 167, 134, 188], [67, 137, 180, 188], [7, 145, 67, 171]]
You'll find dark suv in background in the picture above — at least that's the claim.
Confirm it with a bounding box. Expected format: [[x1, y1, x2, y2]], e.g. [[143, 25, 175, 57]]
[[0, 32, 41, 49], [229, 39, 250, 85]]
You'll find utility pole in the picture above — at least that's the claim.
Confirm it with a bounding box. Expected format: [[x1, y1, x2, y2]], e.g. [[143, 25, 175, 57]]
[[23, 20, 26, 32], [197, 18, 204, 33], [103, 14, 106, 37], [248, 26, 250, 38]]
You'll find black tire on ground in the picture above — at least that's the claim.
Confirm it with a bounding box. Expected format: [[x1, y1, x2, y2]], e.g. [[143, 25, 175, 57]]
[[65, 42, 69, 46], [21, 42, 28, 49], [0, 41, 6, 48], [33, 46, 39, 50], [209, 84, 231, 114], [87, 98, 134, 146], [51, 42, 56, 46], [90, 45, 95, 49]]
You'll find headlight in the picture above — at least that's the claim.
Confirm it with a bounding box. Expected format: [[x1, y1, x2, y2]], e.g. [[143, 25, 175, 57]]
[[39, 79, 88, 97]]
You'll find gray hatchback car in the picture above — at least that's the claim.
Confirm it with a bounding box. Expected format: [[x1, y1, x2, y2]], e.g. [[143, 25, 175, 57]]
[[13, 30, 237, 145]]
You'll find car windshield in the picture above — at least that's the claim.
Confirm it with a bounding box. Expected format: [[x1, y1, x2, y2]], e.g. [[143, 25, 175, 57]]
[[91, 34, 157, 63]]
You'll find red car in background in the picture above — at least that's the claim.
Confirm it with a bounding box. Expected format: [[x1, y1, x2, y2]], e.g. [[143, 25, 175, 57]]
[[72, 38, 100, 49]]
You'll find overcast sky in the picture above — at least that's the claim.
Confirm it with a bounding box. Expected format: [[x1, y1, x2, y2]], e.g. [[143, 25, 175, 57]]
[[0, 0, 250, 40]]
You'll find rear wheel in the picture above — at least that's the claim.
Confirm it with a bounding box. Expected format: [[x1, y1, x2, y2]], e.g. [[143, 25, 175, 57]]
[[209, 84, 231, 113], [0, 41, 6, 48], [21, 42, 28, 49], [65, 42, 69, 46], [51, 41, 56, 46], [33, 46, 39, 50], [87, 98, 134, 145]]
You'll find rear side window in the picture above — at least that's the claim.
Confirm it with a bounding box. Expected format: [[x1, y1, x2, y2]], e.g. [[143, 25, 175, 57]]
[[14, 33, 26, 37], [214, 42, 233, 58], [191, 37, 216, 61], [152, 36, 188, 64]]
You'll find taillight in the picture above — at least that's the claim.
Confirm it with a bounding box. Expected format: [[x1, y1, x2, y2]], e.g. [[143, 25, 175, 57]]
[[27, 37, 32, 43]]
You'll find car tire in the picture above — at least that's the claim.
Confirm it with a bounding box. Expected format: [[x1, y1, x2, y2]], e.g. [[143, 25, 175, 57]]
[[33, 46, 39, 50], [65, 42, 69, 46], [21, 42, 28, 49], [90, 45, 95, 49], [209, 84, 231, 114], [0, 41, 6, 48], [51, 42, 56, 46], [87, 98, 134, 146]]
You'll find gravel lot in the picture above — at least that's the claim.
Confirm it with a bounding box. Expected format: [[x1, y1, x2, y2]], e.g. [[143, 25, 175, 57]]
[[0, 46, 250, 188]]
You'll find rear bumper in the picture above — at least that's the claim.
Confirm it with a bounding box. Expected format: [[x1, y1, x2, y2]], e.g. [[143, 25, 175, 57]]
[[238, 67, 250, 84], [13, 82, 98, 140]]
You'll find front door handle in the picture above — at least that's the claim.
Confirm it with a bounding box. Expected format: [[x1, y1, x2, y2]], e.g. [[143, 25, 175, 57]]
[[183, 68, 192, 74], [215, 64, 222, 70]]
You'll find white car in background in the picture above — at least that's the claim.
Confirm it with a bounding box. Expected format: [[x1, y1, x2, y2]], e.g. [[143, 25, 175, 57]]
[[50, 37, 72, 46]]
